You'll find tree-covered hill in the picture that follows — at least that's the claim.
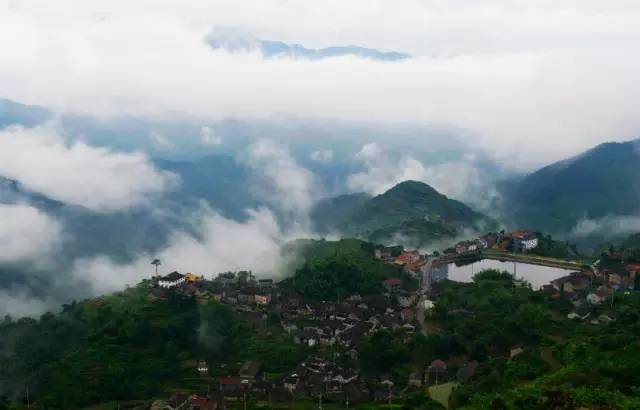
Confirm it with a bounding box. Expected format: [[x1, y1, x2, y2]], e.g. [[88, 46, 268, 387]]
[[311, 180, 495, 247], [430, 271, 640, 409], [501, 139, 640, 233], [281, 238, 416, 300], [0, 282, 306, 408]]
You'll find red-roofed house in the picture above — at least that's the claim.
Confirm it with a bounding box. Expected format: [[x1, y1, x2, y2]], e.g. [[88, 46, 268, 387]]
[[189, 395, 216, 410], [427, 359, 447, 384], [626, 264, 640, 285], [429, 359, 447, 371], [383, 278, 402, 293], [394, 250, 421, 266], [626, 264, 640, 272]]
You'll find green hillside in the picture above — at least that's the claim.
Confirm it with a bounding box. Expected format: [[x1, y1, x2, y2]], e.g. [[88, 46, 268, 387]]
[[502, 139, 640, 233], [312, 180, 494, 247], [281, 238, 415, 300], [0, 282, 306, 408]]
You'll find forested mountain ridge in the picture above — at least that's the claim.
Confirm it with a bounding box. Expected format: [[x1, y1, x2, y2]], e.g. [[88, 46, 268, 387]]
[[312, 180, 495, 247], [501, 139, 640, 233]]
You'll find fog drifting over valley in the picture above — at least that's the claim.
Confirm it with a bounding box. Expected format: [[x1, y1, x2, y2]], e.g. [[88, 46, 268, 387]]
[[1, 0, 640, 317]]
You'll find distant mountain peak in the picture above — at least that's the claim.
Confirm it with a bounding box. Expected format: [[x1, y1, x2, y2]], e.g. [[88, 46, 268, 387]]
[[383, 180, 441, 196], [311, 179, 493, 247], [205, 28, 412, 61]]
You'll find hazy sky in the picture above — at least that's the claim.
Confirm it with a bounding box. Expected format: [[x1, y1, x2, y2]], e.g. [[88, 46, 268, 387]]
[[2, 0, 640, 168]]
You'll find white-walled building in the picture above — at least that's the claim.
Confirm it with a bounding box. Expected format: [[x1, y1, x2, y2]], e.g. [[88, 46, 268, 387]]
[[511, 231, 539, 251], [158, 271, 186, 288]]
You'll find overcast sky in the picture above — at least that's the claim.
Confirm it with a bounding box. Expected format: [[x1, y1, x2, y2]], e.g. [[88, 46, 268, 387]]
[[1, 0, 640, 168]]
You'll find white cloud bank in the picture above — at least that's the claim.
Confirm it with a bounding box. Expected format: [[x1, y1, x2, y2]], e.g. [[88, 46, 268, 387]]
[[0, 288, 56, 318], [0, 204, 61, 263], [569, 215, 640, 240], [310, 149, 334, 164], [241, 139, 319, 227], [2, 1, 640, 168], [73, 207, 291, 295], [0, 125, 176, 212], [199, 126, 223, 145], [347, 142, 486, 201]]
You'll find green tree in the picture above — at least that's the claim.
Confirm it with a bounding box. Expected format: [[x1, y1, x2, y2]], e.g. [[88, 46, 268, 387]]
[[360, 330, 410, 374]]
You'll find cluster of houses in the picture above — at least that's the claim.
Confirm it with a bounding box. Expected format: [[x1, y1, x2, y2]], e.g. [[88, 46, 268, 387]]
[[151, 394, 216, 410], [375, 247, 434, 281], [280, 357, 368, 403], [146, 265, 448, 406], [143, 229, 577, 408], [446, 230, 540, 255], [280, 284, 419, 353], [544, 260, 639, 324], [148, 270, 275, 309]]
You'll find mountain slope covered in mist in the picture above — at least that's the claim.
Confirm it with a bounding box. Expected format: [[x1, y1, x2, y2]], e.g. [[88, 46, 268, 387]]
[[312, 180, 493, 246], [502, 139, 640, 233], [155, 155, 259, 220], [0, 99, 51, 128]]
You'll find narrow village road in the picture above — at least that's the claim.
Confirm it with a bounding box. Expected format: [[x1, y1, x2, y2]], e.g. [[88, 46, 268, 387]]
[[416, 256, 434, 335]]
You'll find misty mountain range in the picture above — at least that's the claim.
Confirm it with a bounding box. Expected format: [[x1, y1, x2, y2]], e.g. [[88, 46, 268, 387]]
[[1, 95, 640, 317], [499, 139, 640, 237], [204, 29, 412, 61], [2, 96, 639, 244]]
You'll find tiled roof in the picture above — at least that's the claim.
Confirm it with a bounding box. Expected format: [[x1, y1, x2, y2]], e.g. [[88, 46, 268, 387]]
[[162, 271, 184, 281], [383, 278, 402, 286]]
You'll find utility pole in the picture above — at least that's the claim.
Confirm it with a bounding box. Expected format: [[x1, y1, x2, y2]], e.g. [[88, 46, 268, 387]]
[[318, 392, 323, 410], [611, 290, 615, 309]]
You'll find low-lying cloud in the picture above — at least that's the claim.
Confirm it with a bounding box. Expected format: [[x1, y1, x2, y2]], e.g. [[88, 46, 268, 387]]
[[347, 142, 490, 203], [0, 287, 56, 319], [73, 206, 295, 295], [310, 149, 334, 164], [199, 126, 223, 145], [0, 204, 62, 264], [240, 139, 319, 227], [0, 125, 176, 212], [568, 214, 640, 244]]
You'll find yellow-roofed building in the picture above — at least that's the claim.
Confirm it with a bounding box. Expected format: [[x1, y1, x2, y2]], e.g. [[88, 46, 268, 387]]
[[184, 273, 203, 282]]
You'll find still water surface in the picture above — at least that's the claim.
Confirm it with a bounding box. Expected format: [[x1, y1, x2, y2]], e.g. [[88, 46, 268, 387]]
[[445, 259, 576, 289]]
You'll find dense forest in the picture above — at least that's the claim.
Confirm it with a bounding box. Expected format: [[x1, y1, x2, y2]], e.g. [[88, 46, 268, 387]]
[[0, 283, 306, 408], [282, 238, 416, 300]]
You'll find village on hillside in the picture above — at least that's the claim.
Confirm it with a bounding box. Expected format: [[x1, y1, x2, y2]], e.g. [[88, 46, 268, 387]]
[[145, 230, 639, 409]]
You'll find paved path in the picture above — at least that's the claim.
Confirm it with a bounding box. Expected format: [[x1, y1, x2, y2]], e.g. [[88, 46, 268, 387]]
[[416, 257, 434, 334]]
